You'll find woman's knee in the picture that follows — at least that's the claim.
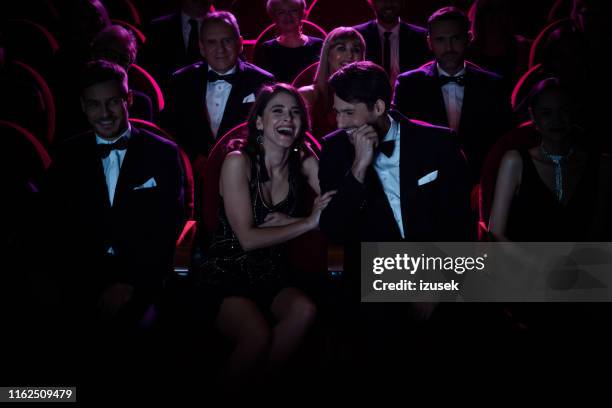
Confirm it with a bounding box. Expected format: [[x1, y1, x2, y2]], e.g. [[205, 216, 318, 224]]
[[288, 296, 317, 325], [218, 297, 271, 346]]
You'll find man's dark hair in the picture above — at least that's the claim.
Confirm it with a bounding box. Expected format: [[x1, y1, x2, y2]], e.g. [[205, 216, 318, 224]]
[[200, 11, 241, 39], [328, 61, 391, 111], [79, 59, 128, 94], [427, 6, 471, 35]]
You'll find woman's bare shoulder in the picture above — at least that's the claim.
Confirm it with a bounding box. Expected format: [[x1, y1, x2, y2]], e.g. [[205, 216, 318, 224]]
[[221, 150, 252, 180], [500, 149, 523, 170]]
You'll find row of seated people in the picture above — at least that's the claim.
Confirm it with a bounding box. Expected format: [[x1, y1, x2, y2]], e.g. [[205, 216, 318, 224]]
[[2, 0, 561, 50], [3, 0, 603, 153], [5, 2, 609, 243], [0, 0, 591, 90], [8, 12, 612, 398], [5, 0, 608, 223]]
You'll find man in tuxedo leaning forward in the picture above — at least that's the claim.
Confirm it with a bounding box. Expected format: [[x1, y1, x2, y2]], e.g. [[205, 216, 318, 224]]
[[318, 61, 472, 366], [42, 60, 186, 334]]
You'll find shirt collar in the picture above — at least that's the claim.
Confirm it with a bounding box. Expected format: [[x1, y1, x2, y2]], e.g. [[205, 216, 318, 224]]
[[377, 21, 400, 38], [382, 115, 399, 143], [96, 123, 131, 145], [207, 64, 237, 76], [437, 62, 466, 77]]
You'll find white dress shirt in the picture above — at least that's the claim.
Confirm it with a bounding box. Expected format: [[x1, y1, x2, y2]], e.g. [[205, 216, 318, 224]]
[[437, 62, 466, 132], [206, 65, 236, 138], [181, 12, 204, 50], [377, 22, 401, 85], [373, 115, 404, 238], [96, 125, 131, 207], [96, 125, 131, 255]]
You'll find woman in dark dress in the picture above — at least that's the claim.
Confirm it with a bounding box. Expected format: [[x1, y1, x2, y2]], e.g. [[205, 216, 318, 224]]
[[196, 83, 335, 380], [253, 0, 324, 83], [489, 78, 610, 242], [488, 78, 611, 335]]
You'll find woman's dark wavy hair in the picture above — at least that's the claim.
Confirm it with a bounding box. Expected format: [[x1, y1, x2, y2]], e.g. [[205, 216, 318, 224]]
[[228, 83, 311, 163], [528, 77, 569, 110]]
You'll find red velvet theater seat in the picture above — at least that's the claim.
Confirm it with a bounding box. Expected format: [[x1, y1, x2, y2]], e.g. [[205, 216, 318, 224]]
[[129, 63, 165, 114], [291, 62, 319, 89]]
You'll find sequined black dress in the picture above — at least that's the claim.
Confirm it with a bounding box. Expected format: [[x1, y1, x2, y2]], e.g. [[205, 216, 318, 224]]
[[196, 153, 304, 306]]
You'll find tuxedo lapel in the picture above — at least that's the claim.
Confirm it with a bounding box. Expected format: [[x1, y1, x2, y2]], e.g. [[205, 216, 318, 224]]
[[172, 13, 188, 65], [217, 60, 245, 138], [75, 133, 113, 244], [457, 64, 478, 137], [398, 122, 421, 237], [82, 133, 112, 211], [366, 21, 382, 65], [364, 165, 402, 238], [196, 64, 215, 142], [425, 63, 450, 126], [338, 130, 400, 238], [113, 128, 146, 209], [200, 66, 211, 119], [399, 23, 413, 70]]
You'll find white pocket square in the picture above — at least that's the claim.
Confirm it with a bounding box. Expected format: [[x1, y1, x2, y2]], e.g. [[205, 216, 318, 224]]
[[133, 177, 157, 190], [417, 170, 438, 186], [242, 93, 256, 103]]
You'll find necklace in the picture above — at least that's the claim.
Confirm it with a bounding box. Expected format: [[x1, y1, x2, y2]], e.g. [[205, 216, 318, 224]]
[[538, 144, 573, 203]]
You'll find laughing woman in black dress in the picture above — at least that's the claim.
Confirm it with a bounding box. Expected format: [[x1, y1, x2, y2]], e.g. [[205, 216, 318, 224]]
[[196, 83, 335, 380]]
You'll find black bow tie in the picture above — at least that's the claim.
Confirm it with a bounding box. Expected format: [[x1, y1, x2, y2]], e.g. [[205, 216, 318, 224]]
[[439, 75, 465, 86], [207, 70, 236, 84], [377, 140, 395, 157], [97, 136, 129, 158]]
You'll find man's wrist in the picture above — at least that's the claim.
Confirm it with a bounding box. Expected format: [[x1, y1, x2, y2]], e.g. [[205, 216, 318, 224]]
[[351, 162, 368, 183]]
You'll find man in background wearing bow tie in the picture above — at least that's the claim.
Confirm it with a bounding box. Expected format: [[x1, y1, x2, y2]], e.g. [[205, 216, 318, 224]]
[[42, 60, 186, 335], [392, 7, 513, 184], [163, 11, 274, 161]]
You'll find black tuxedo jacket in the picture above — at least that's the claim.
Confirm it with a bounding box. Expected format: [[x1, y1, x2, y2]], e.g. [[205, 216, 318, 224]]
[[162, 59, 274, 159], [140, 13, 194, 90], [319, 114, 471, 244], [393, 61, 513, 182], [353, 20, 430, 75], [43, 127, 186, 299]]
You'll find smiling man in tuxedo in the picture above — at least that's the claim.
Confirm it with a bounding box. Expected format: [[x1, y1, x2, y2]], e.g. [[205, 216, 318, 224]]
[[317, 61, 472, 365], [43, 60, 186, 330], [319, 61, 471, 247], [163, 11, 275, 161]]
